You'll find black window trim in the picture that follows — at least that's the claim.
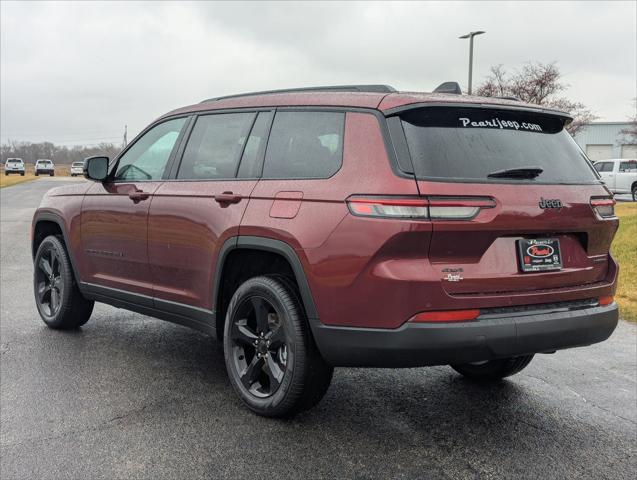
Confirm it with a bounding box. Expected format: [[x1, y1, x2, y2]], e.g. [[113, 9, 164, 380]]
[[107, 105, 409, 184]]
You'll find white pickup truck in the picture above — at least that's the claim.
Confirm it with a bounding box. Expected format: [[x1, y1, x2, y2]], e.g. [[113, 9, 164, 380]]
[[594, 159, 637, 201]]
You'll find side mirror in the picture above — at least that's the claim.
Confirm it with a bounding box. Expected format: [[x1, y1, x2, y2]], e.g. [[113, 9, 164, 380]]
[[84, 156, 109, 181]]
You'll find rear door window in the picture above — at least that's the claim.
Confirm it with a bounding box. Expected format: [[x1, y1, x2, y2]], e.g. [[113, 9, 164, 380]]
[[177, 112, 255, 180], [400, 107, 599, 184], [619, 160, 637, 172], [262, 111, 344, 179]]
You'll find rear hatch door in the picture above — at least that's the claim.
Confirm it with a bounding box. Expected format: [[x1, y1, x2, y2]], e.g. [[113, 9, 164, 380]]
[[397, 106, 618, 296]]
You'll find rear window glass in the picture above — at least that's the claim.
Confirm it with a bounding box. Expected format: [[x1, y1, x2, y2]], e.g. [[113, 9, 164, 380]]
[[400, 107, 598, 184], [262, 111, 344, 179]]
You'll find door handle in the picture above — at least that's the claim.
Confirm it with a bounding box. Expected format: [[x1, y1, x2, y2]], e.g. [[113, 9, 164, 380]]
[[128, 190, 150, 203], [214, 192, 242, 206]]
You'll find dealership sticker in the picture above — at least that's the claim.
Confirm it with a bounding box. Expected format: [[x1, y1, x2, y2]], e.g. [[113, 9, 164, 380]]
[[459, 117, 543, 132]]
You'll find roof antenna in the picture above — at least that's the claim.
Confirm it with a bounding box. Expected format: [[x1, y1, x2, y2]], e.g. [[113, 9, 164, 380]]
[[433, 82, 462, 95]]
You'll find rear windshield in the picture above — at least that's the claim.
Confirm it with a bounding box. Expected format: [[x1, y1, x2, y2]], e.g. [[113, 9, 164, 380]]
[[72, 162, 84, 167], [7, 160, 22, 164], [399, 107, 598, 184], [38, 160, 52, 165]]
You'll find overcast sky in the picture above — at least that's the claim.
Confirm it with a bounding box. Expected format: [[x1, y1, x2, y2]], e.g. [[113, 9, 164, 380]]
[[1, 0, 635, 146]]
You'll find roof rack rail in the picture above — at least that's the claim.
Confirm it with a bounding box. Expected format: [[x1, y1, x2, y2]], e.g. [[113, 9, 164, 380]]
[[200, 84, 397, 103]]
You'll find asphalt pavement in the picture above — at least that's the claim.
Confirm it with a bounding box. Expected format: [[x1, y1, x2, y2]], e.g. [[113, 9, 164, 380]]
[[1, 179, 636, 480]]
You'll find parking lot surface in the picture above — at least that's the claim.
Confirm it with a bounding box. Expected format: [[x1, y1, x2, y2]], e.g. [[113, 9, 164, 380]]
[[1, 179, 636, 480]]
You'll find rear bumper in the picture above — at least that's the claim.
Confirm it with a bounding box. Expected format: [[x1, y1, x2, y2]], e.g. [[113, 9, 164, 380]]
[[312, 304, 619, 367]]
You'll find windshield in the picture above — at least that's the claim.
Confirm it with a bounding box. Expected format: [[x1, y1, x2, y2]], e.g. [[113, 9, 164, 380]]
[[400, 107, 599, 184]]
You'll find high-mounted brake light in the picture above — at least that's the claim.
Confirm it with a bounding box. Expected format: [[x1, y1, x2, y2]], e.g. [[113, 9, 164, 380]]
[[411, 309, 481, 323], [346, 196, 495, 220], [590, 197, 616, 218]]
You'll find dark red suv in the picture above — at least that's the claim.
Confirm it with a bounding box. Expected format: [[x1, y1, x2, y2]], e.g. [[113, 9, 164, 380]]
[[32, 84, 619, 417]]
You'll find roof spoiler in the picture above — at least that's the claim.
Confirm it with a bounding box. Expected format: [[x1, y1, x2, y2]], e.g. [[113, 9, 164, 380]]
[[433, 82, 462, 95]]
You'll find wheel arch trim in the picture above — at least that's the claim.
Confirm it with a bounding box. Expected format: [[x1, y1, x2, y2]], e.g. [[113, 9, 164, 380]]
[[214, 236, 320, 322], [32, 211, 84, 291]]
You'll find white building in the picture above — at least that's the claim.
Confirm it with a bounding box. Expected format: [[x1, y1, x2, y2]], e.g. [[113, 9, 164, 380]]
[[573, 122, 636, 161]]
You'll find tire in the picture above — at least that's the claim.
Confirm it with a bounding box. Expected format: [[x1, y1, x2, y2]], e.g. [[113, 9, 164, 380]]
[[50, 172, 54, 176], [35, 172, 39, 176], [451, 354, 534, 382], [632, 184, 636, 202], [223, 275, 333, 417], [20, 172, 24, 176], [33, 235, 94, 329]]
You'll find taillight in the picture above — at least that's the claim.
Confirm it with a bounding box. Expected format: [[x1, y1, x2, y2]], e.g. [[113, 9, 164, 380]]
[[346, 196, 495, 220], [347, 197, 429, 219], [411, 309, 481, 322], [428, 197, 496, 220], [599, 295, 614, 306], [590, 197, 616, 218]]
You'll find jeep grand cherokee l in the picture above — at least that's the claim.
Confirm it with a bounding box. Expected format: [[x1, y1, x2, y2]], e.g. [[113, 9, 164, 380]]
[[31, 84, 619, 417]]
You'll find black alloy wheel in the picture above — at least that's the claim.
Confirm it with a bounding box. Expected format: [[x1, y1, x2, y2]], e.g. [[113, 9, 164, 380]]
[[223, 276, 333, 417], [228, 295, 290, 398], [35, 246, 64, 317], [33, 235, 94, 329]]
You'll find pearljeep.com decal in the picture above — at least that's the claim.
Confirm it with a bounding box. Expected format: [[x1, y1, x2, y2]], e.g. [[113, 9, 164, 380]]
[[459, 117, 543, 131]]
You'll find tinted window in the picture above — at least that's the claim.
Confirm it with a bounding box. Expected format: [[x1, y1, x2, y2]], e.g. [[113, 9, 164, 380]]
[[115, 117, 186, 181], [401, 107, 598, 184], [237, 111, 272, 178], [619, 160, 637, 172], [263, 111, 344, 179], [178, 113, 255, 180]]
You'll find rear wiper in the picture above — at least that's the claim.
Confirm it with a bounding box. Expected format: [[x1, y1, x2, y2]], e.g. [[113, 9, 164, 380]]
[[487, 166, 543, 179]]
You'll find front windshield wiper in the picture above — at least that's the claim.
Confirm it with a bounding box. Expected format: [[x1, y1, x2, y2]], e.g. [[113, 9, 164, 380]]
[[487, 166, 544, 179]]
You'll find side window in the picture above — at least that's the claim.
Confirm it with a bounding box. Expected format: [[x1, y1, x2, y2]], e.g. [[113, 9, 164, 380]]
[[114, 117, 186, 181], [237, 111, 272, 178], [262, 111, 344, 179], [177, 113, 255, 180], [619, 161, 637, 172], [595, 162, 612, 173]]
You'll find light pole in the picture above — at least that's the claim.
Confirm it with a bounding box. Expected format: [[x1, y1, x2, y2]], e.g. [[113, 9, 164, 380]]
[[459, 31, 485, 95]]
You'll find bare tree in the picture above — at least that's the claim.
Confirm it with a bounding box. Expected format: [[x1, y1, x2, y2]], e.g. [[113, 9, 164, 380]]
[[476, 62, 597, 136], [620, 98, 637, 143], [1, 140, 121, 165]]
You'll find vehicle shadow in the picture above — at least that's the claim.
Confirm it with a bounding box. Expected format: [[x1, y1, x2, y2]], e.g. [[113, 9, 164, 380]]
[[27, 313, 633, 479]]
